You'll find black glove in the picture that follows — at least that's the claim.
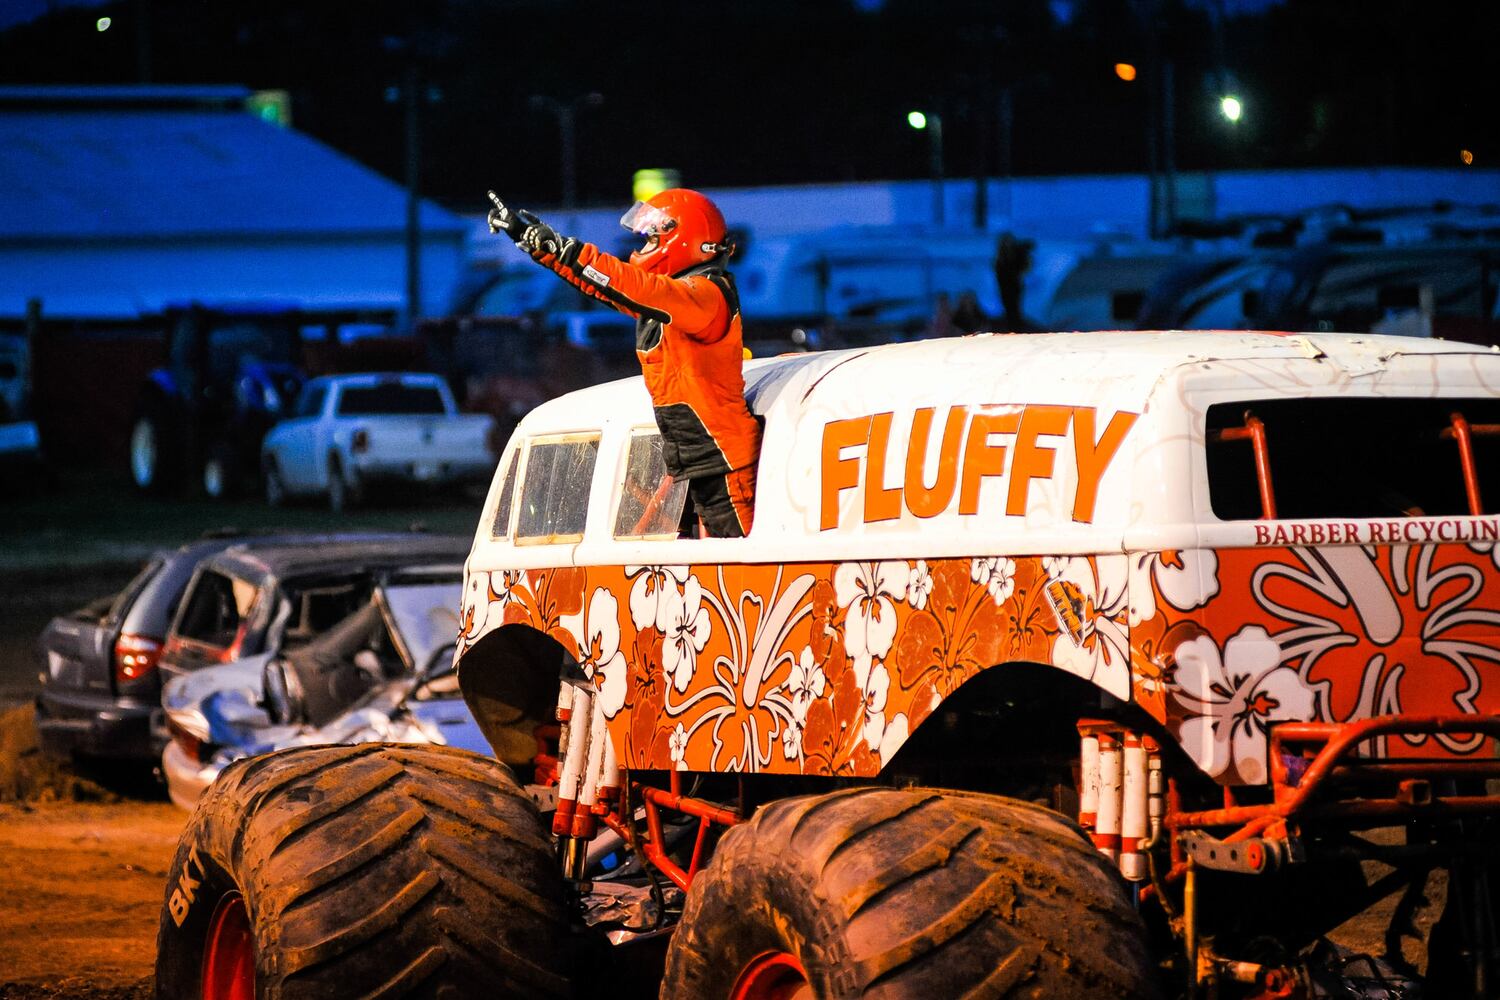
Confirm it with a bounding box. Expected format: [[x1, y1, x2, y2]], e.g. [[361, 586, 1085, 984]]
[[487, 190, 573, 261], [519, 218, 566, 257], [485, 190, 526, 239]]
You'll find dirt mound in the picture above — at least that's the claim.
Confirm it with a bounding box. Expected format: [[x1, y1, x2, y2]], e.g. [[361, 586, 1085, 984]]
[[0, 979, 151, 1000], [0, 707, 118, 804]]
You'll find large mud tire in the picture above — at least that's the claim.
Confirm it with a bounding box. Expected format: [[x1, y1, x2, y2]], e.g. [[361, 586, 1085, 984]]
[[661, 787, 1159, 999], [154, 743, 572, 999]]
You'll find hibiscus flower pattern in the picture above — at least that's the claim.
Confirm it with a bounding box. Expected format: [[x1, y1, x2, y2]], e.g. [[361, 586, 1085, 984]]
[[833, 561, 910, 661], [668, 723, 690, 770], [971, 556, 1018, 606], [564, 588, 628, 718], [626, 565, 688, 633], [1126, 549, 1219, 627], [455, 534, 1500, 783], [1169, 624, 1315, 784], [662, 577, 711, 693], [1048, 555, 1132, 699], [906, 560, 933, 611]]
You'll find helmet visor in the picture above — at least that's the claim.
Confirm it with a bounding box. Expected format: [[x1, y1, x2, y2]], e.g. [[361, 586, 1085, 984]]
[[620, 201, 678, 237]]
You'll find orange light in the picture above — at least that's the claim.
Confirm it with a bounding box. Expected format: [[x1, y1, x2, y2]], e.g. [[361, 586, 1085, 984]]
[[1461, 149, 1475, 166], [1114, 63, 1138, 82]]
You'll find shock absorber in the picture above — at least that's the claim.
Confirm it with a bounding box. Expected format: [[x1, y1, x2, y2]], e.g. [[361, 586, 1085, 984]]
[[1095, 731, 1124, 865], [570, 695, 609, 843], [1079, 721, 1154, 882], [1119, 732, 1149, 882], [554, 683, 594, 878], [1079, 728, 1101, 835]]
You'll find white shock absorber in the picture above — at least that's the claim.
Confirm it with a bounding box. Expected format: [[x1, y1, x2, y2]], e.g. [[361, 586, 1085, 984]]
[[554, 679, 575, 764], [596, 725, 620, 811], [552, 684, 594, 838], [1078, 730, 1101, 834], [570, 694, 609, 840], [1095, 731, 1123, 864], [1146, 737, 1164, 844], [1119, 731, 1149, 882]]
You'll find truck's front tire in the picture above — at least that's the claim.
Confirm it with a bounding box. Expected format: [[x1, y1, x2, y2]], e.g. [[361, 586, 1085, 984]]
[[661, 787, 1159, 999], [155, 744, 572, 999]]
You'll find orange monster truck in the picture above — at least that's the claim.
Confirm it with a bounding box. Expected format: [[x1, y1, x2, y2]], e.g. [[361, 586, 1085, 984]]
[[158, 330, 1500, 998]]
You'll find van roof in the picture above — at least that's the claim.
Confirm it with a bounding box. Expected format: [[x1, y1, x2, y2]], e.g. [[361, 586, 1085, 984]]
[[517, 330, 1495, 433]]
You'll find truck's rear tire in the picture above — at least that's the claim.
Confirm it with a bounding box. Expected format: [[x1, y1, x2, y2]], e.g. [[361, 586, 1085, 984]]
[[155, 743, 572, 999], [201, 441, 237, 500], [661, 787, 1159, 1000], [263, 456, 286, 507], [327, 454, 361, 512], [130, 409, 174, 494]]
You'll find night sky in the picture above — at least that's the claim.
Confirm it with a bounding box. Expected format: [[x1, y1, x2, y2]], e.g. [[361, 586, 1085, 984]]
[[1, 0, 1494, 210]]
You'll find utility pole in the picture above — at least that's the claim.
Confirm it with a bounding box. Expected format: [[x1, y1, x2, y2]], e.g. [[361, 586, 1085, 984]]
[[133, 0, 152, 82], [403, 59, 422, 323], [1162, 58, 1177, 235], [531, 93, 604, 209], [930, 112, 945, 227]]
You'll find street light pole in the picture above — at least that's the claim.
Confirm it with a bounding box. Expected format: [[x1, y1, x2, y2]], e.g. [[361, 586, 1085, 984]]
[[531, 93, 603, 210], [907, 110, 945, 226], [403, 59, 422, 323], [930, 112, 945, 227]]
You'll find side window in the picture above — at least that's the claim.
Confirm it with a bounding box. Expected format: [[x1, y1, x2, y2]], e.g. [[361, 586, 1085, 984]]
[[1205, 397, 1500, 520], [176, 571, 259, 648], [515, 435, 600, 543], [490, 448, 521, 539], [614, 431, 691, 538]]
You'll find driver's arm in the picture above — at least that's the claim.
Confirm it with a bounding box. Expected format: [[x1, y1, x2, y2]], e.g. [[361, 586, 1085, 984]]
[[535, 242, 729, 342], [487, 193, 726, 340]]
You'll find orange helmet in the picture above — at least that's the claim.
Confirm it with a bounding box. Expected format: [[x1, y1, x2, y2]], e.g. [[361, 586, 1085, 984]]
[[621, 188, 732, 276]]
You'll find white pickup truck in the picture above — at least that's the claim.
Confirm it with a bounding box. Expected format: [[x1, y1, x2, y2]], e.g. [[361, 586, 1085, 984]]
[[261, 373, 493, 510]]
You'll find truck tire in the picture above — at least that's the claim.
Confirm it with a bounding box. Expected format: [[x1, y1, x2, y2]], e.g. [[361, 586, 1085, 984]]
[[130, 408, 174, 494], [201, 441, 237, 500], [661, 787, 1159, 1000], [327, 454, 361, 512], [263, 455, 287, 507], [155, 743, 572, 1000]]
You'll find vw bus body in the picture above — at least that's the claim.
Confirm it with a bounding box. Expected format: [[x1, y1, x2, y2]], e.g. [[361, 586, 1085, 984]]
[[456, 329, 1500, 993]]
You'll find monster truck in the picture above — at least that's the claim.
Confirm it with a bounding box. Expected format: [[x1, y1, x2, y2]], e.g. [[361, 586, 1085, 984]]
[[158, 330, 1500, 998]]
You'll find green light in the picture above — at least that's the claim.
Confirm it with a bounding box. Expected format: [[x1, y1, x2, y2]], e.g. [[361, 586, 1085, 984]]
[[1220, 95, 1243, 122], [246, 90, 292, 128], [907, 110, 927, 130], [633, 168, 681, 202], [96, 16, 111, 31]]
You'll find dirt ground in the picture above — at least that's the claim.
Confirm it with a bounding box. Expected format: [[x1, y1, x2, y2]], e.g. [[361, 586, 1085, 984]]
[[0, 801, 183, 998]]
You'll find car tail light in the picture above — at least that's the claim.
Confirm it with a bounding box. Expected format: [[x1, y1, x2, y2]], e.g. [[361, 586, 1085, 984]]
[[114, 633, 163, 684], [351, 428, 370, 453], [167, 718, 205, 763]]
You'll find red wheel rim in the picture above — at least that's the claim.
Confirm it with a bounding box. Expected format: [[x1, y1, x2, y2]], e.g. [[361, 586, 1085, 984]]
[[730, 950, 810, 1000], [202, 893, 255, 1000]]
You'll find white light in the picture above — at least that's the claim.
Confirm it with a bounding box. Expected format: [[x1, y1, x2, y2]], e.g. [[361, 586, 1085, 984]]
[[1221, 95, 1243, 122], [96, 16, 111, 31], [907, 110, 927, 130]]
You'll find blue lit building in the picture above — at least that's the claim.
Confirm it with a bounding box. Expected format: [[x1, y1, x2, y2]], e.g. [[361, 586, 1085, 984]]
[[0, 85, 465, 320]]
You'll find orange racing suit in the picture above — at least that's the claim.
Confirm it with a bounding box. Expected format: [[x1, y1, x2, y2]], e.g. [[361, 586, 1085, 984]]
[[523, 238, 761, 537]]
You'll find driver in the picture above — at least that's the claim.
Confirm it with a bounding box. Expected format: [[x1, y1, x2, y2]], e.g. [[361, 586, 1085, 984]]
[[485, 188, 760, 538]]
